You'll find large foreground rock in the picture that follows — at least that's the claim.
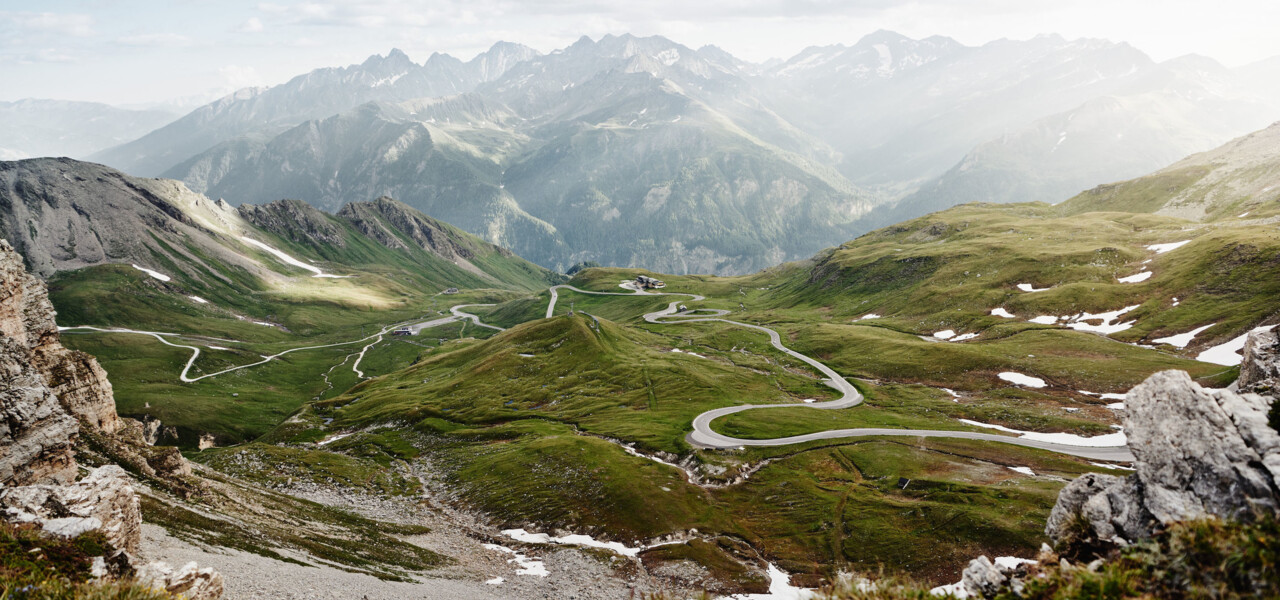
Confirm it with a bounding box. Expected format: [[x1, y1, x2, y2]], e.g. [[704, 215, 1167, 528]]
[[0, 465, 142, 554], [1047, 370, 1280, 546]]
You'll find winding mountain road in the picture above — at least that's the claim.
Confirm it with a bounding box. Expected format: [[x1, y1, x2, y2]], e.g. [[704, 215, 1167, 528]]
[[546, 283, 1135, 462]]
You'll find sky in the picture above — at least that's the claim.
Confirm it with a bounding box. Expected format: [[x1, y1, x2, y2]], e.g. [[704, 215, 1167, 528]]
[[3, 0, 1279, 108]]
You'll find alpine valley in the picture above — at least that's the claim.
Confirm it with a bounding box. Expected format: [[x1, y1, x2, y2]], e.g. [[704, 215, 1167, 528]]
[[3, 27, 1280, 600]]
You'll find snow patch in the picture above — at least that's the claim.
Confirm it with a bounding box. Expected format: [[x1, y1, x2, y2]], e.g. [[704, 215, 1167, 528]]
[[503, 528, 642, 557], [1197, 325, 1278, 366], [485, 577, 504, 585], [961, 419, 1127, 447], [998, 372, 1047, 388], [1146, 240, 1191, 254], [317, 432, 353, 446], [670, 348, 707, 359], [1008, 466, 1036, 476], [1016, 283, 1050, 292], [483, 544, 548, 577], [241, 237, 351, 278], [1065, 305, 1139, 334], [1117, 271, 1153, 283], [132, 264, 171, 282], [727, 562, 818, 599], [951, 333, 979, 342], [1153, 323, 1216, 348], [1029, 315, 1059, 325], [188, 296, 208, 304], [933, 329, 956, 340], [991, 308, 1015, 318], [859, 313, 882, 320]]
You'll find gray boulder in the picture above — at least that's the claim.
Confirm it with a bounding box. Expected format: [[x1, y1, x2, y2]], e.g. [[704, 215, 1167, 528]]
[[1047, 370, 1280, 548]]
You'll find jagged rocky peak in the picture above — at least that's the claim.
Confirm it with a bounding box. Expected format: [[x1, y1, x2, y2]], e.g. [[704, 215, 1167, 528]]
[[338, 196, 478, 261], [238, 198, 347, 248], [1046, 369, 1280, 548]]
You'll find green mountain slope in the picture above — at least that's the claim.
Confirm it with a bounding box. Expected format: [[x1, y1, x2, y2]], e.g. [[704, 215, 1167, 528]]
[[1059, 121, 1280, 220]]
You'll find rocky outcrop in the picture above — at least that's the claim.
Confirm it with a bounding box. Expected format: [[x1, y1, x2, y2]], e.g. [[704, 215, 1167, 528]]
[[1047, 370, 1280, 548], [1239, 329, 1280, 398], [238, 198, 347, 249], [0, 237, 222, 596], [0, 238, 119, 434], [0, 465, 142, 554], [136, 560, 225, 600]]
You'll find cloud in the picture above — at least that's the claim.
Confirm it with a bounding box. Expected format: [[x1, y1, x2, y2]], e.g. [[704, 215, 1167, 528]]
[[237, 17, 265, 33], [3, 12, 94, 37], [115, 33, 193, 47], [0, 47, 79, 64]]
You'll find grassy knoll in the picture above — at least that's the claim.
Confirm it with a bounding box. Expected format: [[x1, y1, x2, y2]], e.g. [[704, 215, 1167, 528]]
[[319, 314, 835, 454]]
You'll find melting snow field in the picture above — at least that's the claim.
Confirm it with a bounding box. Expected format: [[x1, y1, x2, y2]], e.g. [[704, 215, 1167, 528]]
[[1146, 240, 1191, 254], [241, 237, 351, 278], [1153, 323, 1216, 348], [670, 348, 708, 358], [132, 264, 171, 282], [188, 296, 209, 304], [1117, 271, 1153, 283], [961, 419, 1127, 447], [503, 528, 642, 557], [1016, 283, 1050, 292], [483, 543, 548, 577], [726, 563, 817, 600], [1065, 306, 1139, 334], [1026, 306, 1138, 335], [951, 333, 979, 342], [998, 372, 1046, 388], [859, 314, 881, 320], [1007, 466, 1036, 476], [991, 308, 1015, 318], [1197, 325, 1278, 366], [933, 330, 956, 340]]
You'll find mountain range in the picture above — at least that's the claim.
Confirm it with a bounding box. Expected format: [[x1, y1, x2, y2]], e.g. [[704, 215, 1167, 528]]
[[72, 32, 1280, 275]]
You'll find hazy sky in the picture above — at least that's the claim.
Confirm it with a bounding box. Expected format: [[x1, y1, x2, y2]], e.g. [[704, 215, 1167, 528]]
[[3, 0, 1279, 107]]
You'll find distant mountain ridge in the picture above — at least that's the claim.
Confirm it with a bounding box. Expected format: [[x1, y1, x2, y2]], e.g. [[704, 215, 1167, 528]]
[[85, 32, 1280, 275], [0, 99, 178, 160]]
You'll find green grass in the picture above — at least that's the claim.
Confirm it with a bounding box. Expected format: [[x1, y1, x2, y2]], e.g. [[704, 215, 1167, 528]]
[[194, 442, 422, 495]]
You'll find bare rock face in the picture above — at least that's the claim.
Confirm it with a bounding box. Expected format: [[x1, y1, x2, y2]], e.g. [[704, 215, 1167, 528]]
[[1047, 370, 1280, 548], [1239, 329, 1280, 398], [0, 336, 79, 485], [0, 465, 142, 554], [136, 560, 225, 600], [0, 238, 119, 434]]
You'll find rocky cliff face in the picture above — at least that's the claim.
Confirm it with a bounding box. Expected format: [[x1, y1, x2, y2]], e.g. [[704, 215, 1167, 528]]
[[0, 238, 120, 434], [0, 237, 222, 598], [1046, 369, 1280, 548], [0, 236, 119, 487]]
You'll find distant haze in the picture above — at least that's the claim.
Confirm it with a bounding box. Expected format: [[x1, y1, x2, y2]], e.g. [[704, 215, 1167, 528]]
[[2, 0, 1279, 106]]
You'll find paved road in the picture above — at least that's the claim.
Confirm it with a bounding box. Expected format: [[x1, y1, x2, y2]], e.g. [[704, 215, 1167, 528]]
[[544, 283, 1135, 462]]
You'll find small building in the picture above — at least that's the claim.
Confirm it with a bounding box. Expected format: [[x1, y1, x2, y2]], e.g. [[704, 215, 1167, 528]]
[[443, 287, 460, 294], [636, 275, 666, 289]]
